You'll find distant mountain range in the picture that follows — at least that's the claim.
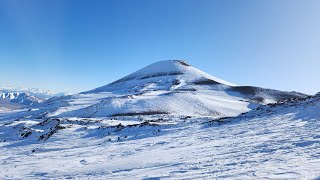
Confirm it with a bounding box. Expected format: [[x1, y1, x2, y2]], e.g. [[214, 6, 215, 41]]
[[0, 87, 67, 111]]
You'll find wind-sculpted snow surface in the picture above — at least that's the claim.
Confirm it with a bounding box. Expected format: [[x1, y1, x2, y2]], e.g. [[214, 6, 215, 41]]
[[1, 95, 320, 179]]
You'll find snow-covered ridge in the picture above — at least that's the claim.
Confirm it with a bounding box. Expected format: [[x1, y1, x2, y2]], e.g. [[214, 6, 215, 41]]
[[0, 87, 67, 99], [0, 87, 68, 110], [0, 91, 42, 106]]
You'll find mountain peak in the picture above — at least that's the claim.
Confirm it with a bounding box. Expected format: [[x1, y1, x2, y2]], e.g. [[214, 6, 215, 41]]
[[83, 60, 237, 93], [129, 60, 192, 77], [152, 59, 191, 67]]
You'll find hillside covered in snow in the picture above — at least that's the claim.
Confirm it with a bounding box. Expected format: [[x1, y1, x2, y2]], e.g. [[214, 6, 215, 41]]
[[0, 60, 319, 179], [23, 60, 307, 119], [1, 90, 320, 179]]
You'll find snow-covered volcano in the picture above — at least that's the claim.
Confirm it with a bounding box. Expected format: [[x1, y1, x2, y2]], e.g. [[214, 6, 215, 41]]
[[1, 60, 318, 179], [84, 60, 235, 93], [31, 60, 307, 118]]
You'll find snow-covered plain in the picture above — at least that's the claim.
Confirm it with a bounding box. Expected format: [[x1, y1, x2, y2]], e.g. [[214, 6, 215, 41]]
[[1, 95, 320, 179]]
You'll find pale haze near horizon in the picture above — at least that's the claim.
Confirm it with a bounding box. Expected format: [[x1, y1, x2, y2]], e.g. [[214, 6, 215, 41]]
[[0, 0, 319, 95]]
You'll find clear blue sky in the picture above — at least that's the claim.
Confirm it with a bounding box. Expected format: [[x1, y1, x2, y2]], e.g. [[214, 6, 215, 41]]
[[0, 0, 319, 94]]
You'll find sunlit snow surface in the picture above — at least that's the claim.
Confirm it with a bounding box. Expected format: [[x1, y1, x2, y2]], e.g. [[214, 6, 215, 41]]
[[1, 96, 320, 179], [26, 60, 306, 118], [0, 61, 314, 179]]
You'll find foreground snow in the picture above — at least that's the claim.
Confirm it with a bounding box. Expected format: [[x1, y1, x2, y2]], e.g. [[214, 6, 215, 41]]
[[1, 96, 320, 179]]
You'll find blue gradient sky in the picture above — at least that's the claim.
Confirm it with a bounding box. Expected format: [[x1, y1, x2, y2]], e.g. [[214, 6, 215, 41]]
[[0, 0, 319, 94]]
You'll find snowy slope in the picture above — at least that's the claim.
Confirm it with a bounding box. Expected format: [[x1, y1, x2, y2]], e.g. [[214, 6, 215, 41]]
[[1, 93, 320, 179], [0, 60, 317, 179], [29, 60, 307, 119]]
